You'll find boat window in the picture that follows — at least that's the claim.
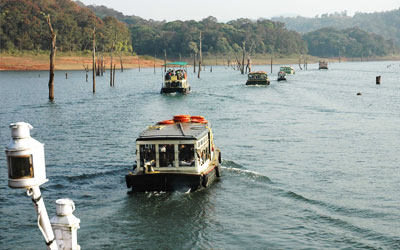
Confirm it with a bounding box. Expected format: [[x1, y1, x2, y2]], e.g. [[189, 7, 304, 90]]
[[178, 144, 195, 167], [197, 145, 210, 165], [139, 144, 156, 168], [159, 144, 175, 167], [197, 136, 208, 149]]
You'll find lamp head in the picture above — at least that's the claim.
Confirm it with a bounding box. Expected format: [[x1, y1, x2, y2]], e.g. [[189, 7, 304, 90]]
[[5, 122, 48, 188]]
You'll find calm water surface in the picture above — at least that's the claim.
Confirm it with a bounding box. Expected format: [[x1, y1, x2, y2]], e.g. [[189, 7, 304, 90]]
[[1, 61, 399, 249]]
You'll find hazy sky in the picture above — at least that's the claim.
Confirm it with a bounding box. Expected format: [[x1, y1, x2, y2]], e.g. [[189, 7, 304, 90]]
[[79, 0, 399, 22]]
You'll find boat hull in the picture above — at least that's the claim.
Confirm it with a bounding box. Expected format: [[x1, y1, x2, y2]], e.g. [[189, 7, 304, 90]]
[[277, 77, 286, 81], [126, 165, 221, 192], [246, 80, 270, 85], [160, 87, 190, 94]]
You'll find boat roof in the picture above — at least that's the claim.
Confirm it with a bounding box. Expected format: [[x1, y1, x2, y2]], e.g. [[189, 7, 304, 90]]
[[249, 71, 268, 74], [163, 62, 188, 66], [137, 122, 209, 141]]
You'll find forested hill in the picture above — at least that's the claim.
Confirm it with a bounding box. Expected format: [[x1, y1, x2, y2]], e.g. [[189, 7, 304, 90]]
[[0, 0, 132, 53], [1, 0, 398, 59], [86, 4, 308, 57], [87, 3, 397, 58], [303, 27, 397, 58], [272, 9, 400, 45]]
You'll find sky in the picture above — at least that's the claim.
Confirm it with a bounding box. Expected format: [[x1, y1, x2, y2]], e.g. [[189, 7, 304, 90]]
[[79, 0, 399, 22]]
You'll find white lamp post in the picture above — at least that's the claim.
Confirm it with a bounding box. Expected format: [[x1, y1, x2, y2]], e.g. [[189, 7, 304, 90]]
[[5, 122, 80, 250]]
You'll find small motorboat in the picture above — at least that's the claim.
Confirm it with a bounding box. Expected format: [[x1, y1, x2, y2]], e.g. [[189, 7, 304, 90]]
[[161, 62, 191, 94], [277, 71, 287, 81]]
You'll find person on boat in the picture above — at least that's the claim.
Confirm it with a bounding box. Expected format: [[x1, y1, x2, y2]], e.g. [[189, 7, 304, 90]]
[[178, 144, 195, 166], [165, 70, 172, 80], [186, 145, 195, 166]]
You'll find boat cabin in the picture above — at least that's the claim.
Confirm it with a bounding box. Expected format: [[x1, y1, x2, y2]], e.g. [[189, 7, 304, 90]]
[[279, 65, 295, 75], [137, 123, 212, 173], [277, 71, 287, 81], [161, 62, 190, 94], [126, 115, 221, 192], [319, 60, 328, 70]]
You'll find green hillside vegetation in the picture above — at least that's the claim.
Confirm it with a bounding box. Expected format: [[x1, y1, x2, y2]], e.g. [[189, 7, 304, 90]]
[[0, 0, 132, 54], [303, 27, 398, 57], [272, 9, 400, 46], [87, 4, 308, 57]]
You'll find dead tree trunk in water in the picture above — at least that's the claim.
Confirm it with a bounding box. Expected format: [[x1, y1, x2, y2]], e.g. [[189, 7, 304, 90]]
[[120, 56, 124, 72], [154, 54, 156, 74], [193, 53, 197, 73], [246, 57, 251, 73], [241, 41, 245, 74], [198, 31, 202, 78], [83, 64, 89, 82], [101, 54, 104, 76], [234, 55, 240, 71], [110, 41, 114, 86], [270, 57, 273, 73], [92, 27, 96, 93], [138, 57, 141, 72], [298, 57, 303, 70], [113, 64, 116, 86], [46, 15, 56, 101], [164, 49, 167, 72]]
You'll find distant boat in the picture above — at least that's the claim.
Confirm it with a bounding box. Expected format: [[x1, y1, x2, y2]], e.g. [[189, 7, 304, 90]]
[[279, 65, 295, 75], [246, 71, 270, 85], [319, 60, 328, 70], [277, 71, 287, 81], [125, 115, 221, 192], [161, 62, 191, 94]]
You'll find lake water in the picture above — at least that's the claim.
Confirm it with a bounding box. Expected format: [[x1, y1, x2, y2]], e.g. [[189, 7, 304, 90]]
[[0, 61, 399, 249]]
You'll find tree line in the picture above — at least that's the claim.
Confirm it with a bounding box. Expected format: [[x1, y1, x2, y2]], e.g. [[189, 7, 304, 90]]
[[1, 0, 398, 59], [125, 16, 308, 57]]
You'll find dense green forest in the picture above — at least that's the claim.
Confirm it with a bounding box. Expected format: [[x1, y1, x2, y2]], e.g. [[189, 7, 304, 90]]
[[303, 27, 397, 57], [272, 9, 400, 46], [87, 3, 398, 58], [86, 4, 307, 57], [0, 0, 131, 53], [0, 0, 398, 58], [0, 0, 307, 57]]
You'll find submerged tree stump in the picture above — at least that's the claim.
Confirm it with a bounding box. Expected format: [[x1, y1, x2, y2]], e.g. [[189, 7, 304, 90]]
[[376, 76, 381, 84], [113, 64, 116, 86]]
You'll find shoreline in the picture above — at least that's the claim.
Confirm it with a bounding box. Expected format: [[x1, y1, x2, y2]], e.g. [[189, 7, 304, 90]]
[[1, 53, 399, 71], [0, 53, 164, 71]]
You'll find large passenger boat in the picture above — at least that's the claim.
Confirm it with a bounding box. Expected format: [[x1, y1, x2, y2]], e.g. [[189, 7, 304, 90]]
[[246, 71, 270, 85], [161, 62, 190, 94], [125, 115, 221, 192], [279, 65, 295, 75]]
